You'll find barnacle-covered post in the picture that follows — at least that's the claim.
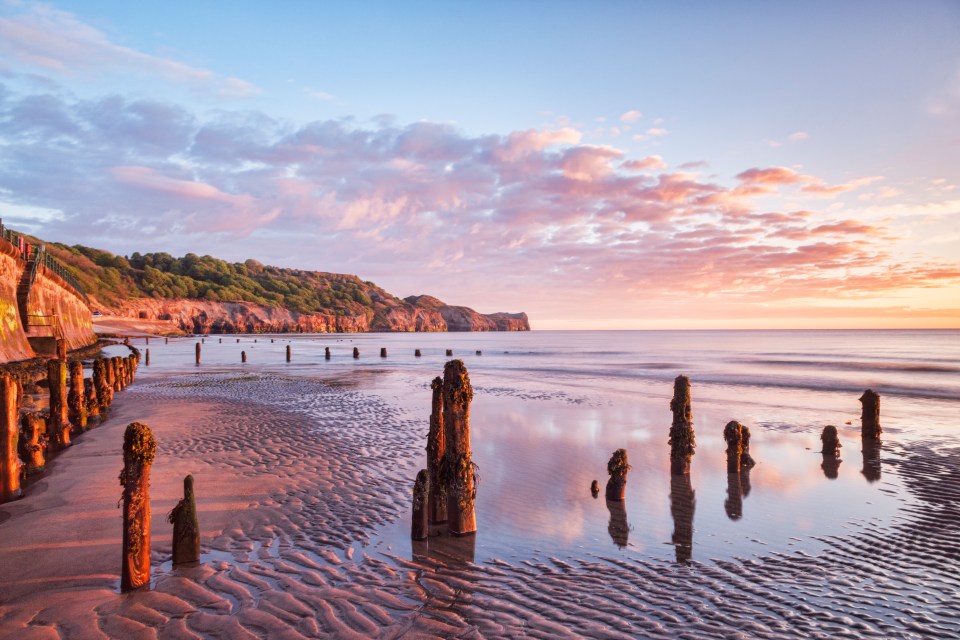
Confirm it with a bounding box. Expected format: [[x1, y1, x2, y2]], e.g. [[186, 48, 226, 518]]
[[120, 422, 156, 592], [426, 376, 446, 525], [411, 469, 429, 540], [668, 375, 695, 474], [195, 342, 201, 365], [19, 412, 47, 475], [46, 359, 72, 450], [168, 474, 200, 565], [605, 448, 630, 500], [67, 360, 87, 432], [94, 358, 113, 409], [860, 390, 881, 440], [723, 421, 756, 472], [821, 425, 841, 457], [111, 357, 123, 392], [0, 373, 22, 503], [442, 360, 477, 536], [84, 379, 100, 423]]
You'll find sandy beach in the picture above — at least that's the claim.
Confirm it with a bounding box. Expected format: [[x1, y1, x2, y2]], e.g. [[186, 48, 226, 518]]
[[1, 332, 958, 638]]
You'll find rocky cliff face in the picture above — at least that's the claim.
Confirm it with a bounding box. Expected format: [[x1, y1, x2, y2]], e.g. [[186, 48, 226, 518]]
[[117, 296, 530, 334]]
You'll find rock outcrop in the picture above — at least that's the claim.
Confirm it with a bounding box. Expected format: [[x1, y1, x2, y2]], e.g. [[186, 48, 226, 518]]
[[116, 294, 530, 334]]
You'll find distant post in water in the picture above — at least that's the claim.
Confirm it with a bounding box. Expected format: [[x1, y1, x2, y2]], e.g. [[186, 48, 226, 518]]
[[47, 359, 72, 450], [381, 347, 387, 358], [668, 375, 695, 474], [145, 349, 150, 366], [287, 345, 292, 362], [241, 351, 247, 363], [195, 342, 201, 365], [605, 448, 630, 500], [446, 349, 453, 357], [821, 425, 841, 457], [67, 360, 87, 432], [442, 360, 477, 536], [415, 349, 421, 357], [427, 376, 446, 526], [168, 474, 200, 566], [723, 421, 756, 472], [860, 390, 881, 440], [165, 337, 169, 345], [411, 469, 429, 540], [0, 373, 22, 503], [120, 422, 156, 592], [353, 347, 359, 359], [145, 337, 149, 345], [324, 347, 330, 360]]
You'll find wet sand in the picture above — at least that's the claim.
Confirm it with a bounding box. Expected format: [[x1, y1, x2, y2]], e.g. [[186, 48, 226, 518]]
[[1, 337, 959, 638]]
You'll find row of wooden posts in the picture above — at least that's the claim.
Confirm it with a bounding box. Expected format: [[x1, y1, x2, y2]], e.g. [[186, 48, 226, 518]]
[[408, 372, 885, 541], [190, 341, 479, 364], [0, 349, 142, 504]]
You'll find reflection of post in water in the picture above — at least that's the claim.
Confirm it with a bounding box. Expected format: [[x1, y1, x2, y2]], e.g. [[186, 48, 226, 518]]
[[606, 499, 629, 548], [670, 474, 696, 564], [820, 425, 842, 480], [412, 529, 477, 566], [861, 438, 881, 483], [724, 471, 744, 521]]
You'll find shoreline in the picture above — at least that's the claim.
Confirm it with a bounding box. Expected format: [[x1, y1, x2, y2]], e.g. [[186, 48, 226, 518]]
[[1, 350, 958, 637]]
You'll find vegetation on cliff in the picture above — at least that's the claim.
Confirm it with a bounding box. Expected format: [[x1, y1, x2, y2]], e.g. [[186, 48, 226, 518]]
[[28, 239, 528, 331]]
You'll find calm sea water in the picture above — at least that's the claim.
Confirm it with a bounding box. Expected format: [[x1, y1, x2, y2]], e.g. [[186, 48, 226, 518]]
[[129, 329, 959, 565]]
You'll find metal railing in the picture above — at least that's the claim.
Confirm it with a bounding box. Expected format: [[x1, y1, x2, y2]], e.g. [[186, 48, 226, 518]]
[[0, 218, 90, 305]]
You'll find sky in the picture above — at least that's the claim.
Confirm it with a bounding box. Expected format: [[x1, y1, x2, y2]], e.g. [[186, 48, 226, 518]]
[[0, 0, 958, 329]]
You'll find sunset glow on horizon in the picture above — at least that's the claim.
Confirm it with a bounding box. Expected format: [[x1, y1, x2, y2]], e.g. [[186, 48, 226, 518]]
[[0, 1, 958, 329]]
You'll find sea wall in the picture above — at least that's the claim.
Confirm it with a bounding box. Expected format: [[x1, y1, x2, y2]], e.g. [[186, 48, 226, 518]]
[[26, 267, 97, 352], [0, 243, 34, 362]]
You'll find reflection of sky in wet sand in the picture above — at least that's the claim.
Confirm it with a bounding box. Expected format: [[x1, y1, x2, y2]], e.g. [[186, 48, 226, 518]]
[[129, 332, 956, 567]]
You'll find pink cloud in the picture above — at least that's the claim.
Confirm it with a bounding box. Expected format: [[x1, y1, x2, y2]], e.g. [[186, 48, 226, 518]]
[[619, 110, 642, 123], [621, 155, 667, 171], [559, 145, 622, 181], [736, 166, 809, 185]]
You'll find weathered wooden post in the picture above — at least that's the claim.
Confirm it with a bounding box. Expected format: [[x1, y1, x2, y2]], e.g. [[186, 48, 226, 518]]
[[111, 357, 123, 392], [84, 379, 100, 423], [145, 349, 150, 366], [821, 425, 841, 457], [668, 375, 695, 474], [0, 373, 22, 503], [241, 351, 247, 363], [415, 349, 421, 357], [426, 376, 446, 526], [165, 337, 168, 345], [47, 359, 72, 450], [18, 412, 47, 475], [605, 448, 630, 500], [145, 337, 149, 345], [475, 350, 482, 356], [353, 347, 359, 359], [168, 474, 200, 566], [219, 338, 222, 344], [442, 360, 477, 536], [590, 480, 600, 497], [195, 342, 201, 365], [411, 469, 429, 540], [120, 422, 156, 592], [446, 349, 453, 357], [723, 421, 756, 472], [324, 347, 330, 360], [287, 345, 292, 362], [94, 358, 113, 409], [381, 347, 387, 358], [67, 360, 87, 432], [860, 390, 881, 440]]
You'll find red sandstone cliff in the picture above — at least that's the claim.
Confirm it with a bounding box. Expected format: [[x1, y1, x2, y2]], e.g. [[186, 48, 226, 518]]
[[116, 295, 529, 334]]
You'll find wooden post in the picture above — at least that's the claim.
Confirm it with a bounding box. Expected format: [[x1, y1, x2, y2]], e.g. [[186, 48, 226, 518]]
[[0, 373, 22, 503], [287, 345, 292, 362], [120, 422, 156, 592], [442, 360, 476, 536], [427, 376, 446, 526], [168, 474, 200, 565], [67, 360, 87, 432], [325, 347, 331, 360], [353, 347, 359, 359], [668, 375, 695, 475], [84, 378, 100, 422], [94, 358, 113, 410], [605, 448, 630, 500], [241, 351, 247, 363], [446, 349, 453, 357], [381, 347, 387, 358], [415, 349, 421, 357], [411, 469, 429, 540], [18, 412, 47, 475], [145, 349, 150, 366], [860, 390, 881, 439], [46, 359, 72, 450], [195, 342, 201, 365]]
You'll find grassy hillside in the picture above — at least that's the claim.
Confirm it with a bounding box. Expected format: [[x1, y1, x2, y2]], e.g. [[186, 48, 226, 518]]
[[41, 241, 402, 319]]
